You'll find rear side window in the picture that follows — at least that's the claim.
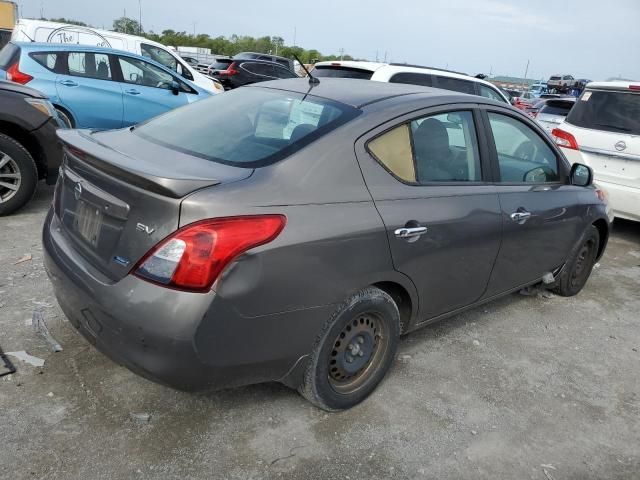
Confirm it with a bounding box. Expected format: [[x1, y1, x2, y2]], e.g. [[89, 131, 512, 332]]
[[135, 87, 359, 168], [566, 90, 640, 135], [313, 66, 373, 80], [367, 110, 482, 184], [478, 84, 505, 102], [0, 43, 19, 70], [67, 52, 112, 80], [30, 52, 59, 72], [433, 75, 475, 95], [539, 100, 574, 116], [488, 113, 559, 183], [389, 72, 433, 87]]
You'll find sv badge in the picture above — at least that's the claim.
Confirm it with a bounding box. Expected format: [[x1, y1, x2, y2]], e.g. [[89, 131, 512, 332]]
[[136, 223, 155, 235]]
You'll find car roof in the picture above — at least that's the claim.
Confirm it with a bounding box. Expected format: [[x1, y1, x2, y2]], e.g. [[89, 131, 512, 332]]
[[233, 58, 293, 67], [586, 81, 640, 91], [248, 77, 494, 109], [235, 52, 290, 61]]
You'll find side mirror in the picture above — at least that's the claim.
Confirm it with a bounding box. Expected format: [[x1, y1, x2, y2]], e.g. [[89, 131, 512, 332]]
[[171, 81, 181, 96], [570, 163, 593, 187], [523, 166, 550, 183]]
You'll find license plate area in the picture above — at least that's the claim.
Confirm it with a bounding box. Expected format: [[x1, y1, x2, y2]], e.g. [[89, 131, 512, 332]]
[[74, 200, 103, 247]]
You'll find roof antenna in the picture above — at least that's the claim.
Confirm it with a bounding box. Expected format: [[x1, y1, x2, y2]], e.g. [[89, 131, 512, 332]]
[[293, 54, 319, 85]]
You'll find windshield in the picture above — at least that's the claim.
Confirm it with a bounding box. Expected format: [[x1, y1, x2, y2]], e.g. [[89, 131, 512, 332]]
[[566, 89, 640, 135], [135, 87, 360, 167], [313, 66, 374, 80]]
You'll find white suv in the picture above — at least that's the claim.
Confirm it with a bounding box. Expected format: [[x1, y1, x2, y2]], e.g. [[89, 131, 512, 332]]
[[312, 61, 510, 104], [552, 82, 640, 221]]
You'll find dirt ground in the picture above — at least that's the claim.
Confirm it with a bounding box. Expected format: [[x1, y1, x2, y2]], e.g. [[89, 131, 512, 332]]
[[1, 184, 639, 480]]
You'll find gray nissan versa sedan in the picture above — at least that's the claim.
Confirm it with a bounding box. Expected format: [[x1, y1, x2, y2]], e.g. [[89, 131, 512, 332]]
[[43, 78, 610, 411]]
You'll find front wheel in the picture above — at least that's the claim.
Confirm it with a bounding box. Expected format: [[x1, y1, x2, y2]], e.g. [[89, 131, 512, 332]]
[[298, 286, 400, 411], [553, 225, 600, 297], [0, 133, 38, 216]]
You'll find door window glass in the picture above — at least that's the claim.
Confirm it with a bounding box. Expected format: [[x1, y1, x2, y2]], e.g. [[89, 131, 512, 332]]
[[478, 84, 505, 102], [272, 65, 298, 79], [411, 111, 481, 182], [67, 52, 112, 80], [30, 52, 59, 72], [118, 56, 175, 90], [433, 76, 475, 94], [488, 112, 559, 183], [389, 72, 433, 87], [140, 43, 177, 72]]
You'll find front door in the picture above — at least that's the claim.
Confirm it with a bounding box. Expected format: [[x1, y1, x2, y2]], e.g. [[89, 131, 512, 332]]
[[481, 109, 584, 296], [356, 107, 502, 321], [57, 51, 123, 129], [115, 54, 194, 126]]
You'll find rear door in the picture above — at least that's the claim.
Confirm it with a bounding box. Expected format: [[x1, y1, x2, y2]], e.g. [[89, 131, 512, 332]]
[[564, 88, 640, 189], [56, 51, 123, 129], [481, 108, 583, 296], [356, 105, 502, 322], [115, 54, 195, 125]]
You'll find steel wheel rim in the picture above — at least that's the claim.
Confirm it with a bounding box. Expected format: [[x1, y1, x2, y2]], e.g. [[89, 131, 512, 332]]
[[0, 152, 21, 203], [570, 239, 595, 288], [328, 312, 389, 395]]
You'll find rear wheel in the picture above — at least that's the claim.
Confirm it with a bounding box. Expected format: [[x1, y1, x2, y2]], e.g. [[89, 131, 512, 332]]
[[0, 133, 38, 216], [553, 225, 600, 297], [299, 286, 400, 411]]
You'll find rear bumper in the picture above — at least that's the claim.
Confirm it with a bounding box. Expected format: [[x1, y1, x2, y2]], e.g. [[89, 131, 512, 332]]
[[594, 180, 640, 222], [32, 117, 64, 184], [42, 208, 324, 390]]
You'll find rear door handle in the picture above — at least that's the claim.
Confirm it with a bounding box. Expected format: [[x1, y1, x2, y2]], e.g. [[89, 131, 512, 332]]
[[125, 89, 141, 95], [394, 226, 428, 238], [510, 210, 532, 222], [59, 80, 78, 87]]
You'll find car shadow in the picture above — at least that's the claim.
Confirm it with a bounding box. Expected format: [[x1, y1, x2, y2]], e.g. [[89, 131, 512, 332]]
[[611, 218, 640, 244]]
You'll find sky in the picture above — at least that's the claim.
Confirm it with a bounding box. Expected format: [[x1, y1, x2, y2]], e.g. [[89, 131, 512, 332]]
[[15, 0, 640, 81]]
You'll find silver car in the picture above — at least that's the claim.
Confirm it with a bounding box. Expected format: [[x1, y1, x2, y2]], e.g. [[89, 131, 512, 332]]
[[536, 97, 576, 133], [43, 78, 609, 411]]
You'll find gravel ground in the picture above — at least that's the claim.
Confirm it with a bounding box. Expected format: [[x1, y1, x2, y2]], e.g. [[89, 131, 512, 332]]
[[1, 184, 639, 480]]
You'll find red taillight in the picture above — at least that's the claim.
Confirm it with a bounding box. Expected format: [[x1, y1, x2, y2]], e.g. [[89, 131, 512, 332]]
[[552, 128, 579, 150], [7, 63, 33, 85], [134, 215, 286, 292], [629, 85, 640, 91], [225, 62, 239, 76]]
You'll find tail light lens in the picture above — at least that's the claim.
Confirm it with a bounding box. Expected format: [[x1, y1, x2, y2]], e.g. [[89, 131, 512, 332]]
[[134, 215, 286, 292], [224, 62, 239, 76], [7, 63, 33, 85], [551, 128, 579, 150]]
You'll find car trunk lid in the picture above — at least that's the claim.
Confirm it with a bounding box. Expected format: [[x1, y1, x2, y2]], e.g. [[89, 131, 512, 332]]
[[54, 128, 253, 281]]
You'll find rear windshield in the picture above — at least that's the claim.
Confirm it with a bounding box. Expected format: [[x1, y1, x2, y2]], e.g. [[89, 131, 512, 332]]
[[0, 42, 19, 70], [550, 76, 561, 80], [313, 66, 374, 80], [566, 89, 640, 135], [539, 100, 574, 116], [135, 87, 360, 168]]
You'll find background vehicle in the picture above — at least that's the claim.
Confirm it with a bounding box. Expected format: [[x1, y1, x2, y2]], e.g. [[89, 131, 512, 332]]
[[535, 97, 576, 132], [529, 82, 548, 97], [0, 42, 211, 129], [11, 19, 222, 93], [553, 81, 640, 221], [0, 0, 16, 49], [0, 79, 62, 215], [234, 51, 296, 72], [211, 58, 298, 89], [524, 95, 573, 118], [512, 90, 536, 109], [206, 58, 233, 76], [44, 78, 609, 411], [312, 61, 510, 103], [548, 74, 575, 93]]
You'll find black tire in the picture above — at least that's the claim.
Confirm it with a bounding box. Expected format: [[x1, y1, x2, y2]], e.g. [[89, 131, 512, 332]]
[[54, 107, 74, 129], [553, 225, 600, 297], [0, 133, 38, 216], [299, 286, 400, 411]]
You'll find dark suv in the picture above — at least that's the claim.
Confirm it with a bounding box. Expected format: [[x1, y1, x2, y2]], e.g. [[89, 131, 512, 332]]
[[233, 52, 295, 72], [211, 59, 298, 90], [0, 80, 63, 215]]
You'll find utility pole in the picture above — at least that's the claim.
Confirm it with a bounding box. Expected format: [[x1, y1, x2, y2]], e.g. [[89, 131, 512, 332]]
[[293, 26, 297, 47], [522, 59, 530, 90], [138, 0, 142, 35], [339, 48, 344, 61], [193, 22, 196, 37]]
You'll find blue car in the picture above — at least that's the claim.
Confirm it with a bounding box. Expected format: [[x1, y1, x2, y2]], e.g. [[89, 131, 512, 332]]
[[0, 42, 212, 129]]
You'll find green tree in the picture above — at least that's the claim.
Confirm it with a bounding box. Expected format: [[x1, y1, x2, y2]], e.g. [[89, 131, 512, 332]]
[[113, 17, 143, 35], [44, 17, 88, 27]]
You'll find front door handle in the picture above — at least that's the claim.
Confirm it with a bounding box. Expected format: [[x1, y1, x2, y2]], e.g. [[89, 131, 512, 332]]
[[510, 210, 532, 223], [394, 226, 428, 239], [125, 89, 141, 95], [59, 80, 78, 87]]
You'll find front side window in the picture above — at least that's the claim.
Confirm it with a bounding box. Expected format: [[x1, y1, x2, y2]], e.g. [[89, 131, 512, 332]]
[[272, 65, 298, 79], [478, 84, 505, 102], [67, 52, 112, 80], [134, 87, 359, 167], [367, 110, 482, 184], [118, 56, 175, 90], [141, 43, 177, 71], [488, 112, 559, 183]]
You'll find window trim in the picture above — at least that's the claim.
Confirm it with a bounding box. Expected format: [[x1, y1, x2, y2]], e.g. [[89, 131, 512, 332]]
[[364, 105, 491, 187], [478, 106, 570, 185]]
